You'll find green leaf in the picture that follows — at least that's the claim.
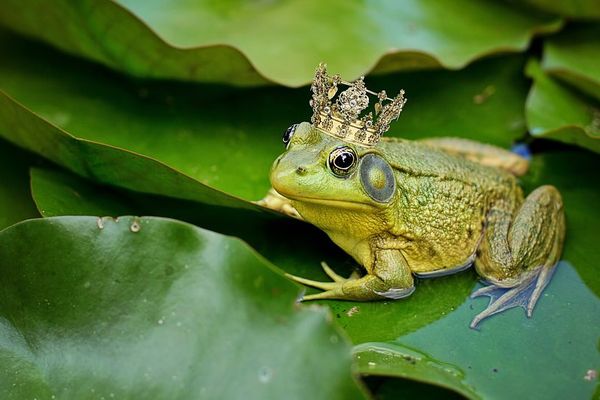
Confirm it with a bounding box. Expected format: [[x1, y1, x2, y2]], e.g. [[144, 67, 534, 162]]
[[520, 0, 600, 19], [525, 59, 600, 152], [0, 0, 560, 86], [0, 30, 531, 203], [0, 138, 40, 230], [354, 343, 478, 399], [0, 216, 365, 399], [0, 73, 262, 211], [542, 24, 600, 101], [30, 168, 137, 218]]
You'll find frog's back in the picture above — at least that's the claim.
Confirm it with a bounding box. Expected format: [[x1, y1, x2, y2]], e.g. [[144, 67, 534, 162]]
[[377, 138, 515, 188], [376, 138, 520, 274]]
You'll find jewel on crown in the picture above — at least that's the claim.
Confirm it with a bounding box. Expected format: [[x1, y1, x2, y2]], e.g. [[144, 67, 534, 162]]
[[310, 63, 407, 147]]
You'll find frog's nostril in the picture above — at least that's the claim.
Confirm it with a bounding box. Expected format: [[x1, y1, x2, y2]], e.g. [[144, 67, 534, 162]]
[[296, 166, 308, 175]]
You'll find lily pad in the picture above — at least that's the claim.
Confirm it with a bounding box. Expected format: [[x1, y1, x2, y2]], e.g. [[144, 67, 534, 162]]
[[30, 167, 137, 218], [0, 0, 560, 86], [354, 342, 478, 399], [0, 84, 262, 211], [543, 24, 600, 101], [0, 138, 40, 229], [0, 216, 365, 399], [525, 59, 600, 152], [0, 30, 532, 203]]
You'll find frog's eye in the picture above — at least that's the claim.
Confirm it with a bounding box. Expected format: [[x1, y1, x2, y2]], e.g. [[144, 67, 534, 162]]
[[282, 124, 298, 148], [328, 146, 357, 177]]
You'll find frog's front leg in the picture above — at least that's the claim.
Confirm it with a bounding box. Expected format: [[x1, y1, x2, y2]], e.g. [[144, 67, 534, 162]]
[[471, 185, 565, 328], [255, 188, 302, 219], [286, 248, 415, 301]]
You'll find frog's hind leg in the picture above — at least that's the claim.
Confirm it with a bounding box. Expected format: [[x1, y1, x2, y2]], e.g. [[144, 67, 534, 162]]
[[470, 185, 565, 329]]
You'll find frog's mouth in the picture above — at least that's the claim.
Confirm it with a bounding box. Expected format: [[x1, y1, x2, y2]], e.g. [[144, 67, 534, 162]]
[[277, 191, 376, 212]]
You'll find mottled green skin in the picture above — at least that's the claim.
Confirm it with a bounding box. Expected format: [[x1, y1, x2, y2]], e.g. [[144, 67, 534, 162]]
[[270, 122, 564, 325], [273, 123, 514, 276]]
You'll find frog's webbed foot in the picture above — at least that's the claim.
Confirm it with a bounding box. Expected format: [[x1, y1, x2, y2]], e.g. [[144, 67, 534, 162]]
[[285, 262, 361, 301], [255, 188, 302, 220], [471, 185, 564, 329], [469, 266, 556, 329]]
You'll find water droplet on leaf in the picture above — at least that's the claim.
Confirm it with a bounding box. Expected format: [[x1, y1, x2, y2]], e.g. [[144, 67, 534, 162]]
[[130, 221, 141, 233]]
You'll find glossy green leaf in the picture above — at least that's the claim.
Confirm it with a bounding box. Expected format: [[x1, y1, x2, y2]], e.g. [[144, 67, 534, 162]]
[[354, 343, 478, 399], [0, 216, 365, 399], [542, 24, 600, 101], [0, 0, 560, 87], [0, 138, 40, 229], [0, 37, 264, 212], [520, 0, 600, 19], [0, 31, 531, 203], [30, 168, 137, 218], [525, 59, 600, 152]]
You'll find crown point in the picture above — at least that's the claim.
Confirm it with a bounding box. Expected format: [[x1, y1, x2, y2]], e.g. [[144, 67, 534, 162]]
[[310, 65, 406, 146]]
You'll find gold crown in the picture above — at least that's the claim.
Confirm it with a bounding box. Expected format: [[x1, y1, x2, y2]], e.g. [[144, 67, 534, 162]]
[[310, 63, 407, 147]]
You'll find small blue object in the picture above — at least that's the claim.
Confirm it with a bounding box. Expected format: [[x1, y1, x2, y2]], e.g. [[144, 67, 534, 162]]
[[511, 143, 532, 160]]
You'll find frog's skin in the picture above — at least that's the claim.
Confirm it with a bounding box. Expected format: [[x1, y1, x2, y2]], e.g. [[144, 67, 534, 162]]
[[261, 122, 565, 328]]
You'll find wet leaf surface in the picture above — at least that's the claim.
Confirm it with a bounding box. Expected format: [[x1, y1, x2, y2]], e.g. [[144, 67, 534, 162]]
[[0, 0, 560, 87], [0, 216, 365, 399]]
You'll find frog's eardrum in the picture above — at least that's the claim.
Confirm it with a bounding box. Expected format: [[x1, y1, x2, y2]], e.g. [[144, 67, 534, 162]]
[[360, 154, 395, 203]]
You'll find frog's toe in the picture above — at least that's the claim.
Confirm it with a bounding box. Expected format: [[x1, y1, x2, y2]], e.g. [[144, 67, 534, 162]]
[[285, 262, 358, 292], [321, 262, 360, 283], [470, 265, 556, 329], [302, 288, 345, 301], [284, 273, 339, 291], [321, 262, 346, 283]]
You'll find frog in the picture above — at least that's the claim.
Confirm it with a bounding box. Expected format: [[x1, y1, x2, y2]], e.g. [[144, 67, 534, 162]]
[[259, 122, 565, 328]]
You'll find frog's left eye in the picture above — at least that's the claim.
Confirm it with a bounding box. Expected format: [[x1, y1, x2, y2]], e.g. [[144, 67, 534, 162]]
[[328, 146, 357, 177], [283, 124, 298, 148]]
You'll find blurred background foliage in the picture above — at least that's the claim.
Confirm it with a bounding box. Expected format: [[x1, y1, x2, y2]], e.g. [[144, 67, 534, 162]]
[[0, 1, 598, 399]]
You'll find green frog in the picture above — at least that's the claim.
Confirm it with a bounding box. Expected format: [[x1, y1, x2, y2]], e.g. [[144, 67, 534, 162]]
[[260, 122, 565, 328]]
